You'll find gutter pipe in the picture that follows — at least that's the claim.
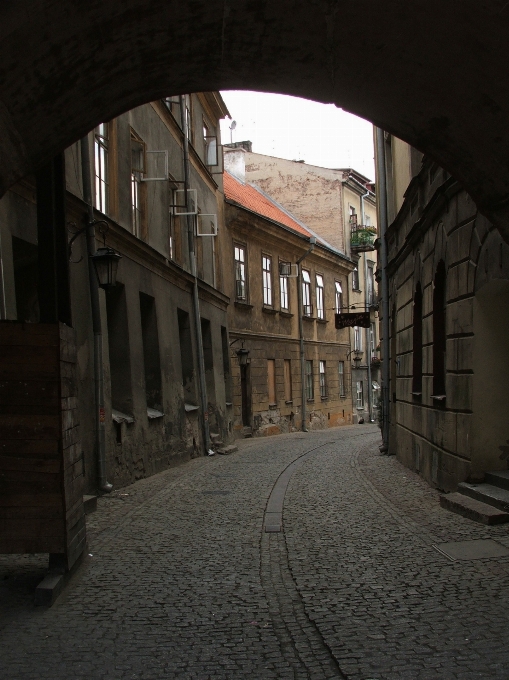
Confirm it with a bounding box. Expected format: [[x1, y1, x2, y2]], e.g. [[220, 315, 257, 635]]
[[80, 136, 112, 493], [296, 237, 316, 432], [360, 188, 374, 423], [375, 128, 390, 451], [179, 96, 211, 455]]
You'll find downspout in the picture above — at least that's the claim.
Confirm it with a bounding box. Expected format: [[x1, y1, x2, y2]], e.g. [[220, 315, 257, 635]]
[[297, 237, 316, 432], [80, 136, 112, 492], [179, 96, 211, 455], [375, 128, 390, 451], [360, 188, 374, 423], [0, 226, 7, 319]]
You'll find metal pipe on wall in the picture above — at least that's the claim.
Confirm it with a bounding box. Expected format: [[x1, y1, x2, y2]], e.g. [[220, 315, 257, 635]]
[[80, 136, 112, 492], [375, 127, 390, 451], [179, 96, 211, 455]]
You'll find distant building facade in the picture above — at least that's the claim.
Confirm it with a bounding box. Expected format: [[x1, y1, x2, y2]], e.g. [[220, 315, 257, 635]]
[[223, 159, 356, 437], [225, 146, 380, 424]]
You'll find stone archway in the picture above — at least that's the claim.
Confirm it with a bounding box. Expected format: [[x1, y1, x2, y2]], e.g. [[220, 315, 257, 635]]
[[2, 1, 509, 236]]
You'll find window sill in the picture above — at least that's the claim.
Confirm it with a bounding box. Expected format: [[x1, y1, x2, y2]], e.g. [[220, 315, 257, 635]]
[[316, 318, 328, 324], [235, 300, 253, 310], [339, 393, 347, 399], [269, 403, 278, 409], [431, 394, 446, 402], [302, 315, 315, 322], [285, 400, 293, 405], [320, 396, 329, 401], [307, 398, 314, 403], [279, 310, 293, 318], [262, 306, 278, 315], [226, 402, 233, 407], [184, 402, 199, 412], [147, 408, 164, 419]]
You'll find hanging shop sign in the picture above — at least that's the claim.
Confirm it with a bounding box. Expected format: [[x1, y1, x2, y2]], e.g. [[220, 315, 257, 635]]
[[335, 312, 371, 329]]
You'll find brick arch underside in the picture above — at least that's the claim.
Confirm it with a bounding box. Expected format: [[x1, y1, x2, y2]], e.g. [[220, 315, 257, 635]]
[[2, 1, 509, 236]]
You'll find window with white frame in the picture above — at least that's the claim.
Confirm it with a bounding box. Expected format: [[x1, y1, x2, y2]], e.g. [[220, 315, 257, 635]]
[[316, 274, 324, 319], [302, 269, 312, 316], [354, 325, 362, 352], [367, 264, 375, 305], [319, 360, 327, 398], [338, 361, 345, 396], [234, 245, 247, 300], [370, 323, 376, 353], [262, 255, 272, 306], [94, 123, 109, 214], [280, 267, 289, 310], [305, 360, 314, 399], [130, 130, 145, 238], [356, 380, 364, 408], [352, 266, 360, 291], [335, 281, 343, 314]]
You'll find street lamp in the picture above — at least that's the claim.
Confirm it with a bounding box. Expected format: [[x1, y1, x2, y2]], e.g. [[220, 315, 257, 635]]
[[346, 348, 363, 369], [91, 247, 122, 290], [235, 346, 250, 366]]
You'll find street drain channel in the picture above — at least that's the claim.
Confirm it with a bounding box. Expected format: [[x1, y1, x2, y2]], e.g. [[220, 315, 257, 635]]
[[201, 490, 231, 495]]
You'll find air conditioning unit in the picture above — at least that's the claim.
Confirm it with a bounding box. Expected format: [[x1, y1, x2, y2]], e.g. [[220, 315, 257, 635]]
[[235, 280, 246, 300], [279, 262, 299, 278]]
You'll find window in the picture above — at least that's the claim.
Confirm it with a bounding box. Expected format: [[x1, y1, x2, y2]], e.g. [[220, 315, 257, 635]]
[[221, 326, 232, 403], [139, 293, 162, 412], [95, 123, 109, 213], [356, 380, 364, 409], [338, 361, 345, 397], [367, 265, 375, 305], [354, 326, 363, 352], [305, 360, 314, 399], [234, 245, 247, 300], [183, 94, 193, 142], [432, 261, 447, 396], [364, 214, 371, 227], [319, 360, 327, 398], [131, 130, 145, 238], [262, 255, 272, 306], [370, 323, 376, 353], [352, 266, 360, 291], [267, 359, 276, 404], [302, 269, 312, 316], [106, 285, 132, 415], [349, 205, 358, 228], [280, 263, 289, 310], [203, 119, 218, 167], [412, 283, 423, 394], [335, 281, 343, 314], [178, 309, 196, 403], [316, 274, 324, 319], [284, 359, 292, 402]]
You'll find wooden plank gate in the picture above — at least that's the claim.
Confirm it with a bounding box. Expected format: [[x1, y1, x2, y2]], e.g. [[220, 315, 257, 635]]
[[0, 321, 85, 570]]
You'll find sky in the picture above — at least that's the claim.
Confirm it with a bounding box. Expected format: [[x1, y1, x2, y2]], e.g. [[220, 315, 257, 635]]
[[219, 91, 375, 180]]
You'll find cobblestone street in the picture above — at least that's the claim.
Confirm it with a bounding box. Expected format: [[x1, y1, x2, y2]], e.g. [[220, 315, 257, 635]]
[[2, 425, 509, 679]]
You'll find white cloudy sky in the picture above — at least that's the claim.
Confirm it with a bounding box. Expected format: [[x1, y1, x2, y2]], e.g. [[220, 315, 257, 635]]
[[219, 91, 375, 180]]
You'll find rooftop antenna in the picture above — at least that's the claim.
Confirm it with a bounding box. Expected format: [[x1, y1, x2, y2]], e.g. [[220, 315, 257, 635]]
[[229, 120, 237, 144]]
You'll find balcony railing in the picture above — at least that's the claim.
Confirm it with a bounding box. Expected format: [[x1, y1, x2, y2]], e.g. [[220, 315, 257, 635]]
[[350, 227, 377, 251]]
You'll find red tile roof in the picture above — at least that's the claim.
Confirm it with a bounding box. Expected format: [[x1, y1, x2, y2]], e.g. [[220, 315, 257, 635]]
[[223, 171, 313, 239]]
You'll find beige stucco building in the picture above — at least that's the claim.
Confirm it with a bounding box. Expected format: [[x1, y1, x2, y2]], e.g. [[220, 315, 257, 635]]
[[225, 145, 380, 423]]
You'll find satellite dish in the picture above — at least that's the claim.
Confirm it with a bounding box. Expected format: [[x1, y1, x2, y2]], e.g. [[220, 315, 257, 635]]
[[230, 120, 237, 130]]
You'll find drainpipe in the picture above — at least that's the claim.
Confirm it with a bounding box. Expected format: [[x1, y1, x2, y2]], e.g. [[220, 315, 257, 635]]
[[0, 226, 7, 319], [375, 128, 390, 451], [80, 136, 112, 492], [179, 96, 211, 455], [296, 237, 316, 432], [359, 188, 374, 423]]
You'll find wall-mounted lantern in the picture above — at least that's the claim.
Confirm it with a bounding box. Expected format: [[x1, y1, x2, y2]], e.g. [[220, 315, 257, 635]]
[[91, 247, 122, 290], [236, 347, 250, 366]]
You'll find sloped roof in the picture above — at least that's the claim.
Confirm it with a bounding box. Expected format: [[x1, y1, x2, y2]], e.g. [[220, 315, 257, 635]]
[[223, 171, 312, 239]]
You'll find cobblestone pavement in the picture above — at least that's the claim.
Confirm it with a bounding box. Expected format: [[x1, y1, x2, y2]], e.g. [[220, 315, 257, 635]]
[[2, 425, 509, 679]]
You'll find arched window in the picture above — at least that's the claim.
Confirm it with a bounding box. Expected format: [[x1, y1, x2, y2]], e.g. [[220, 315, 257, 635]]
[[432, 261, 447, 397], [412, 283, 423, 394]]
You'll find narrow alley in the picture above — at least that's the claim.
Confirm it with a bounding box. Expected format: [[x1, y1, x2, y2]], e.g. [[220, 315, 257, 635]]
[[2, 425, 509, 680]]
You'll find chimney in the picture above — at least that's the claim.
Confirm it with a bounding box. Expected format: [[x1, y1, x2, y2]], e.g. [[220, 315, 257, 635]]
[[224, 147, 246, 183]]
